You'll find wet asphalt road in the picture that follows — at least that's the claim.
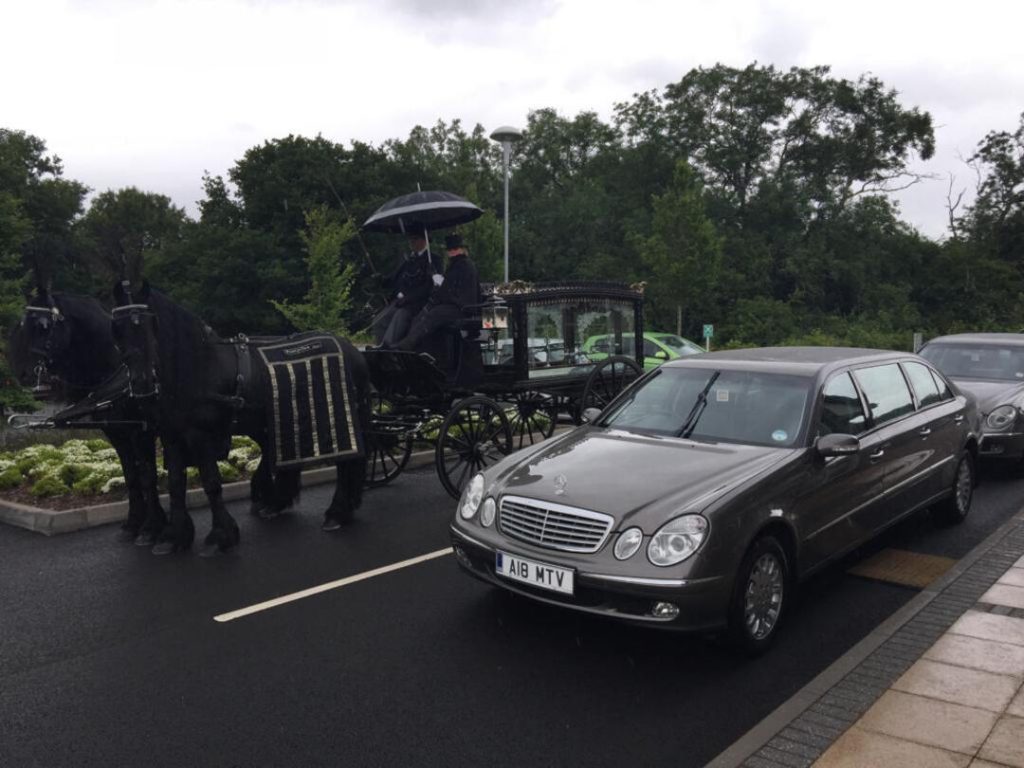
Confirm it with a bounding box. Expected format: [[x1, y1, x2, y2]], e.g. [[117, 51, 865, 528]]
[[1, 462, 1022, 768]]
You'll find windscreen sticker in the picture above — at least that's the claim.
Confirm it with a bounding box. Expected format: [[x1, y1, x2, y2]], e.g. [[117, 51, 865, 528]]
[[716, 389, 730, 402], [771, 429, 788, 442]]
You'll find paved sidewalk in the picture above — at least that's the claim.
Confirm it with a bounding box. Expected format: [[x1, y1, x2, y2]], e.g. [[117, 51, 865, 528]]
[[710, 507, 1024, 768]]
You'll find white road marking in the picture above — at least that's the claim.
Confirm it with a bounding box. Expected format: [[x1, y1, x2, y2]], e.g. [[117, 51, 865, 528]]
[[213, 547, 452, 623]]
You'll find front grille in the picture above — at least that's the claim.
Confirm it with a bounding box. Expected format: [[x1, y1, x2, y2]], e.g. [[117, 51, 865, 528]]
[[499, 495, 613, 553]]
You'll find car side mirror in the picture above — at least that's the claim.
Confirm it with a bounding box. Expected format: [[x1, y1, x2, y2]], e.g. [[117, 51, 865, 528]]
[[653, 350, 669, 360], [816, 433, 860, 458], [581, 407, 602, 424]]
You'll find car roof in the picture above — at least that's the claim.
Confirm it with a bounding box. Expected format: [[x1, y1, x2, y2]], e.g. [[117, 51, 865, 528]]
[[662, 346, 910, 377], [924, 333, 1024, 346]]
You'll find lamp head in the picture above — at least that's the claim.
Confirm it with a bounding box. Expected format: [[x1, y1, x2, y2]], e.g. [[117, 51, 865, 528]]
[[490, 125, 523, 144]]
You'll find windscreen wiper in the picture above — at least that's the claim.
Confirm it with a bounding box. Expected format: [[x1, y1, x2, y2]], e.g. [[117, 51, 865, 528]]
[[677, 370, 721, 439]]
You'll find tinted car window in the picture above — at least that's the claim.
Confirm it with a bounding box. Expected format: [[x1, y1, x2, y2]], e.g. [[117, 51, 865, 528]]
[[931, 370, 953, 400], [903, 361, 942, 407], [853, 364, 915, 426], [603, 367, 811, 447], [921, 343, 1024, 382], [819, 372, 867, 436], [643, 339, 659, 357]]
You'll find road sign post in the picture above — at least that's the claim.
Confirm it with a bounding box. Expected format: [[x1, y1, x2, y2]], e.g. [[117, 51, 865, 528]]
[[702, 324, 713, 352]]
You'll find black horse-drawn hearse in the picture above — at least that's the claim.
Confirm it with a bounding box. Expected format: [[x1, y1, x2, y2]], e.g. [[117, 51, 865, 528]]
[[363, 280, 646, 498]]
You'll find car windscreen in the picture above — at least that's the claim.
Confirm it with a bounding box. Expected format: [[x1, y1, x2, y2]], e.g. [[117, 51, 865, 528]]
[[601, 367, 811, 447], [920, 343, 1024, 382]]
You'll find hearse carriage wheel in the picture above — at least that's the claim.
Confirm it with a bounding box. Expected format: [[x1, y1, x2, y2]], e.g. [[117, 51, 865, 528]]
[[436, 395, 513, 499], [577, 355, 643, 423], [364, 423, 413, 488], [507, 391, 558, 450]]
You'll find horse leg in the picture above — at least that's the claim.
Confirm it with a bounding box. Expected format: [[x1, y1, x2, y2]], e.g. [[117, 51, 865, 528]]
[[152, 442, 194, 556], [108, 431, 145, 542], [322, 455, 367, 532], [271, 468, 301, 516], [198, 452, 240, 557], [133, 432, 167, 548], [248, 455, 274, 517]]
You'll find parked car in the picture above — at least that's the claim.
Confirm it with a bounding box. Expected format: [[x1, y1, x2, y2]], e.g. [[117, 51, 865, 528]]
[[919, 333, 1024, 462], [450, 347, 979, 654], [583, 332, 704, 370]]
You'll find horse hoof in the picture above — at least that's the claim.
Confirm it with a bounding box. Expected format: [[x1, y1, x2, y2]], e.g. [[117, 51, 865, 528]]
[[115, 528, 138, 543], [257, 507, 281, 520], [134, 532, 157, 547], [151, 541, 176, 556], [199, 543, 221, 558]]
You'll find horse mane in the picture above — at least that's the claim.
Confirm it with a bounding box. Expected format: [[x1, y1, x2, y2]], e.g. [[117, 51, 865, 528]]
[[146, 288, 221, 409], [53, 293, 121, 387]]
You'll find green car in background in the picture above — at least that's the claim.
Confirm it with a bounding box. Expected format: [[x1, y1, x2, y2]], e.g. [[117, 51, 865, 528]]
[[583, 332, 705, 370]]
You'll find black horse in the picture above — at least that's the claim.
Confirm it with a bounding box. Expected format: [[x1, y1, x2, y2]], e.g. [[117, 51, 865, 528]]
[[8, 290, 167, 544], [111, 282, 370, 556]]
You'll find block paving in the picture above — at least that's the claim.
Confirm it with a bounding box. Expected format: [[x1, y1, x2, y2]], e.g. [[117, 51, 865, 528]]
[[737, 518, 1024, 768]]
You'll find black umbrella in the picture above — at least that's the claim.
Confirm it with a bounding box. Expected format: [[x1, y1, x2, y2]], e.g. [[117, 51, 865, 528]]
[[362, 190, 483, 234]]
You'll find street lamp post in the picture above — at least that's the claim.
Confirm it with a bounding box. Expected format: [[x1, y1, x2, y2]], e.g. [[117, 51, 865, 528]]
[[490, 125, 523, 283]]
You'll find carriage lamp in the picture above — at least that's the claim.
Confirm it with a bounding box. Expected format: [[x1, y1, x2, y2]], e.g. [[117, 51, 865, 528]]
[[460, 474, 486, 519], [613, 528, 643, 560], [481, 300, 509, 331], [480, 497, 496, 527]]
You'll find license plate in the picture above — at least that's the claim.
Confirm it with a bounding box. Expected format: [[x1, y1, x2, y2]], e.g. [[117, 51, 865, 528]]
[[495, 551, 574, 595]]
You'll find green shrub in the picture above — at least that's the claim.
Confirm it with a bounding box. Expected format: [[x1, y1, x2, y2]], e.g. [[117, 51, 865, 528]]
[[31, 475, 69, 497], [86, 439, 111, 452], [0, 466, 23, 490], [71, 474, 108, 495], [59, 464, 94, 487], [217, 461, 240, 482]]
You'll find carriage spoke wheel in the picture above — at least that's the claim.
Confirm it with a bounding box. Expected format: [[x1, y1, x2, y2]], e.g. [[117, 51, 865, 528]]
[[364, 396, 413, 488], [436, 395, 512, 499], [364, 426, 413, 487], [577, 355, 643, 422], [507, 391, 558, 450]]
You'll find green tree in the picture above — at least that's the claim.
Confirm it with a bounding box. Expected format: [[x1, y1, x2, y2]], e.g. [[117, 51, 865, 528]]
[[634, 162, 723, 335], [271, 206, 358, 338], [76, 187, 187, 292]]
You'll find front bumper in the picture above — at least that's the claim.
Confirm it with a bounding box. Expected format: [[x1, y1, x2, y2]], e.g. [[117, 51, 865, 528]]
[[450, 525, 730, 632], [979, 431, 1024, 459]]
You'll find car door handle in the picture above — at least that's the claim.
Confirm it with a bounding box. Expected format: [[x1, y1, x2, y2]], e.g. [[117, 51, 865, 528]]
[[953, 414, 965, 424], [918, 427, 932, 437], [869, 449, 885, 460]]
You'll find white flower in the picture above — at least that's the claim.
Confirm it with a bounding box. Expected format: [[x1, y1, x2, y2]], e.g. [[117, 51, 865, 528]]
[[101, 476, 126, 494]]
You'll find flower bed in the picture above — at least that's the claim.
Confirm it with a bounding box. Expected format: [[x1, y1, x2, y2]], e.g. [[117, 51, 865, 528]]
[[0, 435, 262, 510]]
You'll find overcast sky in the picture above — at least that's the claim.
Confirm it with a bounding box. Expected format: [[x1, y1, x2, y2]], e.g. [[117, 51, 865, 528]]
[[4, 0, 1022, 238]]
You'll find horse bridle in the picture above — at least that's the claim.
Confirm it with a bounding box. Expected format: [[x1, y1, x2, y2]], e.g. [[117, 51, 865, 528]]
[[21, 304, 67, 390], [111, 303, 161, 399]]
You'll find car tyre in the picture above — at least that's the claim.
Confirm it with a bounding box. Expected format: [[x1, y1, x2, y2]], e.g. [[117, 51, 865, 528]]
[[727, 535, 789, 656], [932, 452, 974, 526]]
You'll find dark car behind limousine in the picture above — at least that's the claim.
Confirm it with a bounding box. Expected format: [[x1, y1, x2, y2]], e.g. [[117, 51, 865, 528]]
[[920, 333, 1024, 462]]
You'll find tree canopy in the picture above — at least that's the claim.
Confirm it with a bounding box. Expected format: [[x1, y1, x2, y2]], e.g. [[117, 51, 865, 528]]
[[2, 64, 1022, 386]]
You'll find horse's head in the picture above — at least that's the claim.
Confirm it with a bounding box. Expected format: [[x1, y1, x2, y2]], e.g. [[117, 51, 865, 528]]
[[111, 281, 161, 399], [14, 290, 73, 397]]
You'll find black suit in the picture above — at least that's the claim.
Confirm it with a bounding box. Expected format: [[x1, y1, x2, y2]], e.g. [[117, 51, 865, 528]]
[[372, 249, 438, 345], [396, 254, 480, 351]]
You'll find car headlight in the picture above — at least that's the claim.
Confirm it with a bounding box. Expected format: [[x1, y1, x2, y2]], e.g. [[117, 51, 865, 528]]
[[459, 474, 485, 520], [614, 527, 643, 560], [986, 405, 1018, 431], [647, 514, 708, 567], [480, 497, 496, 527]]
